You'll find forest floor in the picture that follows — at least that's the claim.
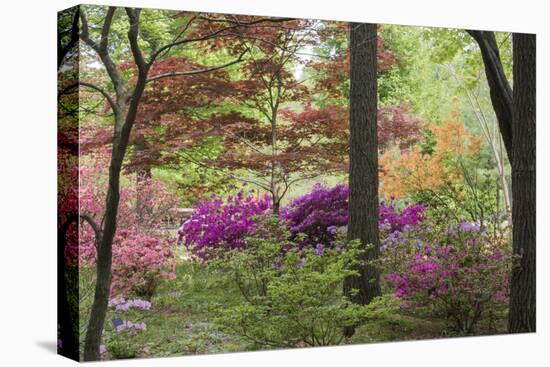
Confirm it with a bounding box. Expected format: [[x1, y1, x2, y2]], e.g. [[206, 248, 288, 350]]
[[126, 264, 506, 358], [82, 248, 507, 360]]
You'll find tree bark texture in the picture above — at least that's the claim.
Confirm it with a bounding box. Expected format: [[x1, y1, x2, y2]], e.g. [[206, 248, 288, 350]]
[[509, 32, 536, 333], [343, 22, 381, 337]]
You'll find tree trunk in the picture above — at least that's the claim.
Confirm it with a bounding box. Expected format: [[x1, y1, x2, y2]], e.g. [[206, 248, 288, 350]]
[[82, 7, 151, 359], [82, 136, 123, 361], [270, 88, 280, 215], [509, 32, 536, 333], [83, 74, 148, 360], [343, 22, 381, 337]]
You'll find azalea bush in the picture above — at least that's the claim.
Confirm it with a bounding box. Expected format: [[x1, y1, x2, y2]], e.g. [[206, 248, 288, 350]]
[[111, 232, 175, 299], [281, 183, 427, 248], [182, 184, 429, 258], [280, 183, 349, 248], [212, 218, 371, 347], [69, 150, 178, 298], [181, 192, 272, 259], [379, 201, 429, 274], [378, 200, 427, 233], [386, 221, 512, 333]]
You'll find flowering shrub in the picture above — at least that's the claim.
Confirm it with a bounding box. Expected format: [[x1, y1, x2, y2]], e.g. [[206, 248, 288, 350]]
[[281, 183, 427, 248], [181, 192, 272, 259], [114, 320, 147, 334], [378, 200, 427, 233], [378, 201, 429, 274], [386, 221, 512, 333], [281, 183, 348, 247], [111, 232, 175, 299], [109, 298, 152, 312], [68, 149, 178, 297]]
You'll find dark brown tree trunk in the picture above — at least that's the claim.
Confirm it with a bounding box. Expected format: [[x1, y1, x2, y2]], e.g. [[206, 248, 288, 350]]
[[343, 22, 381, 338], [82, 151, 121, 361], [509, 33, 536, 333]]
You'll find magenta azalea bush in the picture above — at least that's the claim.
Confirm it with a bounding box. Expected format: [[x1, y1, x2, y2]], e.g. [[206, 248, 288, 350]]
[[378, 200, 427, 233], [386, 221, 512, 333], [181, 184, 429, 258], [281, 183, 349, 247], [181, 192, 272, 259], [281, 183, 427, 248]]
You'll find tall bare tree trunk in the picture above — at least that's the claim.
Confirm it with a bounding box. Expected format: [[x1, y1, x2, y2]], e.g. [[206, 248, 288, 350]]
[[343, 22, 381, 337], [509, 32, 536, 333]]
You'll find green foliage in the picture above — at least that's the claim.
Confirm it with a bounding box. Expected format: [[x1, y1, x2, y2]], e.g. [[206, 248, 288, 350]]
[[104, 333, 140, 359], [419, 127, 437, 155], [411, 153, 509, 229], [211, 218, 371, 347], [379, 25, 454, 123], [153, 136, 239, 207]]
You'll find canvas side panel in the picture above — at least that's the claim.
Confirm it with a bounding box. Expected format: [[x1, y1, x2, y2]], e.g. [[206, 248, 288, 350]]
[[57, 4, 81, 362]]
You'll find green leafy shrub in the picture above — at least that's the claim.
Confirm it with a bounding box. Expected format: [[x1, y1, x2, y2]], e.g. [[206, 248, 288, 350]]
[[212, 218, 371, 347]]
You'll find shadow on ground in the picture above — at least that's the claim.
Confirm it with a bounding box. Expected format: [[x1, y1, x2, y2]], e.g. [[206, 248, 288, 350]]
[[35, 340, 57, 355]]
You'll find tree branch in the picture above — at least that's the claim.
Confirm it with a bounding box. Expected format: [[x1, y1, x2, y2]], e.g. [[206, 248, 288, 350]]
[[126, 8, 148, 75], [99, 7, 116, 53], [80, 7, 127, 104], [466, 30, 513, 160], [146, 49, 247, 82], [148, 16, 294, 64]]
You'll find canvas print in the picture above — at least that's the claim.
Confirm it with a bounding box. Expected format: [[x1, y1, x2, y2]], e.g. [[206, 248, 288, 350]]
[[57, 4, 536, 362]]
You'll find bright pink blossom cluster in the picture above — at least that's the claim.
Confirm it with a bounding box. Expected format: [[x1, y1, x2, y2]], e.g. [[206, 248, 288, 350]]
[[181, 192, 272, 259], [110, 232, 175, 295]]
